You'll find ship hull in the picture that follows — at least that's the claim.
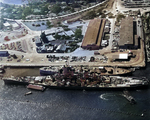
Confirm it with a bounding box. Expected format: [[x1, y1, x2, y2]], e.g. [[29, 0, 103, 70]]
[[3, 79, 149, 90], [43, 84, 149, 91], [3, 79, 29, 85]]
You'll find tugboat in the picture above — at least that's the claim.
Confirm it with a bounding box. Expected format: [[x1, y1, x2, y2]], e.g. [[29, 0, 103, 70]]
[[122, 90, 136, 104]]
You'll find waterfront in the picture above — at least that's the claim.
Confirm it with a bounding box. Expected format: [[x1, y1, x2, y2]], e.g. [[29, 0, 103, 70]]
[[0, 64, 150, 120], [0, 0, 150, 119]]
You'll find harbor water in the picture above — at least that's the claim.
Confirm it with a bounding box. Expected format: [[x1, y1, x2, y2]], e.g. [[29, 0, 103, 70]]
[[0, 63, 150, 120]]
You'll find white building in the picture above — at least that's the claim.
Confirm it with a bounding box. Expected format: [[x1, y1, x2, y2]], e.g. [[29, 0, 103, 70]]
[[46, 35, 55, 41], [3, 22, 11, 30], [11, 22, 20, 30]]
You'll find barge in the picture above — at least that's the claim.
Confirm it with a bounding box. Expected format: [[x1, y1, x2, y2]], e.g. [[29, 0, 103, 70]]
[[27, 84, 45, 91]]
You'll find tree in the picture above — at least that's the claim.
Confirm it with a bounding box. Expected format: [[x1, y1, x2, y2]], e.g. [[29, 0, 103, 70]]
[[84, 10, 96, 19], [117, 14, 125, 22], [54, 33, 61, 40], [41, 3, 50, 15], [22, 7, 32, 16], [75, 28, 82, 39], [97, 7, 104, 15], [46, 21, 53, 28], [51, 4, 62, 14], [63, 6, 71, 11], [0, 21, 3, 30], [6, 8, 13, 13], [0, 16, 5, 30]]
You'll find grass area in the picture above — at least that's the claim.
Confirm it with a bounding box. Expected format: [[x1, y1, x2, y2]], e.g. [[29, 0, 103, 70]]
[[107, 12, 115, 18], [116, 13, 125, 22]]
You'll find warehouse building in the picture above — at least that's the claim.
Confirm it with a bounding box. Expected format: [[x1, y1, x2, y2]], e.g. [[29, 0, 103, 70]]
[[118, 16, 139, 49], [81, 18, 106, 50]]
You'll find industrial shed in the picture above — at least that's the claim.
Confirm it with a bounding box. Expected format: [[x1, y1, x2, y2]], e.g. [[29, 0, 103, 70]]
[[112, 53, 129, 61], [119, 16, 133, 49], [35, 36, 42, 47], [119, 16, 139, 49], [81, 18, 106, 50]]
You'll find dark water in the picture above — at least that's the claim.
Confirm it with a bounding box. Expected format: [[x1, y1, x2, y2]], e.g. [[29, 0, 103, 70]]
[[0, 64, 150, 120]]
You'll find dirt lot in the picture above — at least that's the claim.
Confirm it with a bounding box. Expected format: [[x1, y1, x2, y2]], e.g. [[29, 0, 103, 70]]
[[3, 67, 40, 77]]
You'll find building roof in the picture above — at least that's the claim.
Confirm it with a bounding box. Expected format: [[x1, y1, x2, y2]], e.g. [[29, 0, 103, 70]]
[[119, 16, 133, 46], [97, 19, 106, 47], [12, 22, 19, 28], [82, 18, 101, 46], [112, 53, 128, 59], [64, 30, 74, 36], [35, 36, 41, 43], [134, 35, 139, 46], [81, 18, 106, 47], [119, 53, 128, 59], [56, 44, 66, 51], [46, 35, 55, 41], [3, 22, 10, 27]]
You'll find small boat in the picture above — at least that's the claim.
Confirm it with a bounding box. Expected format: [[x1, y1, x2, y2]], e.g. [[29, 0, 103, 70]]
[[25, 91, 32, 96], [27, 84, 45, 91], [122, 90, 136, 104]]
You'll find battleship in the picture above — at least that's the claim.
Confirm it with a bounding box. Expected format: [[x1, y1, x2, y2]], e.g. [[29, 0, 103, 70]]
[[2, 66, 149, 90]]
